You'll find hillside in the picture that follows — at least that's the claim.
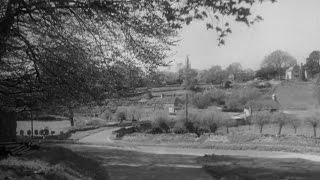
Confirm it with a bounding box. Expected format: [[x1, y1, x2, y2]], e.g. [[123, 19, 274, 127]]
[[275, 81, 318, 110]]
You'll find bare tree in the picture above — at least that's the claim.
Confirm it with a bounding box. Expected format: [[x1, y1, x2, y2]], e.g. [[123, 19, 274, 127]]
[[288, 116, 301, 134], [252, 111, 271, 133], [305, 112, 320, 138], [272, 112, 288, 135]]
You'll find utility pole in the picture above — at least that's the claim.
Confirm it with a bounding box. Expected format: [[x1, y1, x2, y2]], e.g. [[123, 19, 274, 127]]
[[185, 55, 190, 123]]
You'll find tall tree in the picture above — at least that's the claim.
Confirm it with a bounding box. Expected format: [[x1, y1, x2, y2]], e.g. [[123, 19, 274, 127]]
[[226, 62, 243, 81], [305, 50, 320, 79], [261, 50, 297, 80], [0, 0, 275, 112]]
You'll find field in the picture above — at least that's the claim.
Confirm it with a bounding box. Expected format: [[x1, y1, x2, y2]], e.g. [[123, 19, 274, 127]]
[[275, 81, 318, 110]]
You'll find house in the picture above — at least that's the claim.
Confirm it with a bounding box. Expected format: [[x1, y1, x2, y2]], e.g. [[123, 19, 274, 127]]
[[285, 63, 307, 81]]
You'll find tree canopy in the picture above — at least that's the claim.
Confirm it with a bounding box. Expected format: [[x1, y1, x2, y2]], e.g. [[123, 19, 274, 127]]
[[305, 50, 320, 79], [261, 50, 297, 80], [0, 0, 275, 111]]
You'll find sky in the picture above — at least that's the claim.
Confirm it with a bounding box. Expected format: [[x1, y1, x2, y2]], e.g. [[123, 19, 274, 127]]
[[167, 0, 320, 71]]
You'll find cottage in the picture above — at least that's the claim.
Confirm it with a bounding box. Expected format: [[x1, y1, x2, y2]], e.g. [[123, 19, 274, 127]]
[[285, 64, 307, 81]]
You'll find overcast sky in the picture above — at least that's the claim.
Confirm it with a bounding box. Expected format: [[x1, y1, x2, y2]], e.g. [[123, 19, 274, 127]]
[[168, 0, 320, 71]]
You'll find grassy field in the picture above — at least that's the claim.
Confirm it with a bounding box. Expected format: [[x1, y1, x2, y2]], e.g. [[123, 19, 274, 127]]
[[275, 81, 318, 110]]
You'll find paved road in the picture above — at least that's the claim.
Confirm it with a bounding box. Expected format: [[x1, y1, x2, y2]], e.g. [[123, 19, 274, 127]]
[[64, 144, 320, 180], [78, 127, 120, 144]]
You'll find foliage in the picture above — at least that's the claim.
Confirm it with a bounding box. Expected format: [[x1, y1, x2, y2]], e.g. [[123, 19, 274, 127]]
[[305, 50, 320, 79], [191, 93, 212, 109], [180, 56, 198, 90], [205, 89, 227, 105], [255, 67, 278, 80], [115, 108, 127, 123], [252, 111, 272, 133], [261, 50, 297, 80], [127, 106, 144, 121], [225, 87, 262, 111], [150, 110, 171, 133], [100, 109, 113, 121], [200, 65, 229, 84]]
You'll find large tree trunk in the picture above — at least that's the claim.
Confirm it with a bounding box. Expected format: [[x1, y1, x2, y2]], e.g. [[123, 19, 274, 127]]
[[68, 105, 74, 126], [313, 125, 317, 138], [259, 125, 263, 133], [0, 109, 17, 139]]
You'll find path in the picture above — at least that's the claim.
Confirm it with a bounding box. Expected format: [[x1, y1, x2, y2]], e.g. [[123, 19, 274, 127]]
[[78, 127, 120, 144], [78, 127, 320, 162]]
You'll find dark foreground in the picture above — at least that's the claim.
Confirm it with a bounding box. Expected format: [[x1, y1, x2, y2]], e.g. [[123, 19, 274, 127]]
[[2, 144, 320, 180]]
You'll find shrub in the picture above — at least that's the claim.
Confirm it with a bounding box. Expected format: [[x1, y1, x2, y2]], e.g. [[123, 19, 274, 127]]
[[34, 129, 38, 135], [27, 130, 31, 136], [191, 93, 211, 109], [115, 108, 127, 123], [127, 106, 144, 121], [150, 110, 171, 133], [225, 87, 262, 111], [205, 89, 226, 105], [198, 111, 225, 133], [101, 109, 113, 121], [272, 112, 289, 135], [252, 111, 271, 133], [172, 121, 188, 134]]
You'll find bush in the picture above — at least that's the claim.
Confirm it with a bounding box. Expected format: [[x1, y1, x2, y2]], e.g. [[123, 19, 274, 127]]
[[191, 93, 211, 109], [101, 109, 113, 121], [150, 110, 171, 133], [127, 106, 144, 121], [205, 89, 226, 105], [115, 107, 127, 123], [172, 121, 188, 134], [252, 111, 271, 133], [225, 87, 262, 111]]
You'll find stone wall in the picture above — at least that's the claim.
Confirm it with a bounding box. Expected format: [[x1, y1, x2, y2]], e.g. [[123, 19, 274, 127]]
[[0, 110, 17, 139]]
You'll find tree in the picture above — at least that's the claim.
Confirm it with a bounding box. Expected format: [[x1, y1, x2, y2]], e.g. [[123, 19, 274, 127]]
[[305, 50, 320, 79], [305, 110, 320, 138], [272, 112, 288, 135], [261, 50, 297, 80], [127, 106, 144, 121], [115, 108, 127, 124], [288, 116, 301, 134], [0, 0, 275, 112], [226, 62, 243, 80], [205, 66, 229, 84], [255, 67, 278, 80], [252, 111, 271, 133]]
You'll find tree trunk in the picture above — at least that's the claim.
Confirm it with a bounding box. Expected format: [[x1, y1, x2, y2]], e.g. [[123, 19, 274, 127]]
[[260, 125, 263, 133], [294, 127, 297, 134], [226, 126, 229, 134], [313, 125, 317, 138], [68, 105, 74, 126], [278, 125, 283, 135]]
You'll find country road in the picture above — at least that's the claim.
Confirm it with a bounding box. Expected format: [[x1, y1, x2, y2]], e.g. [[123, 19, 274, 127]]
[[69, 128, 320, 179]]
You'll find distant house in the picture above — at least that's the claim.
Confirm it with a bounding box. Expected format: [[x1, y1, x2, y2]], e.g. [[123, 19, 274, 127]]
[[285, 64, 307, 81], [228, 73, 235, 81]]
